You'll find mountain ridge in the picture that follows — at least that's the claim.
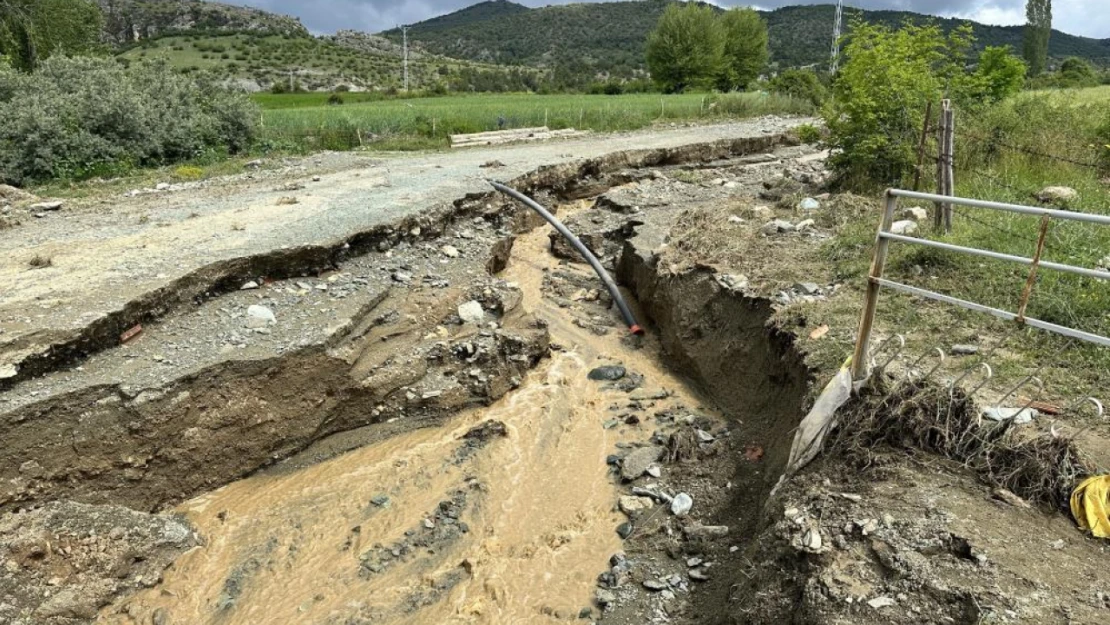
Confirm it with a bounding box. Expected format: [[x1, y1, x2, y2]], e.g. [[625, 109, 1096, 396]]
[[381, 1, 1110, 75]]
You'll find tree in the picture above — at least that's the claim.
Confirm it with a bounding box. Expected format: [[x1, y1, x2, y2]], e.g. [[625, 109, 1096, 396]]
[[717, 7, 768, 91], [645, 2, 723, 93], [824, 21, 972, 186], [1022, 0, 1051, 76], [1058, 56, 1098, 87], [769, 68, 827, 106], [0, 0, 102, 71], [974, 46, 1026, 102]]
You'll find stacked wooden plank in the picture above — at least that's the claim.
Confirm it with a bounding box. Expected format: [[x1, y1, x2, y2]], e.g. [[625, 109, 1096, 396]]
[[449, 126, 588, 148]]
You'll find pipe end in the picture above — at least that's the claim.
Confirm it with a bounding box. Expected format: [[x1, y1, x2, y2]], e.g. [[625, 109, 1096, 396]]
[[629, 325, 645, 336]]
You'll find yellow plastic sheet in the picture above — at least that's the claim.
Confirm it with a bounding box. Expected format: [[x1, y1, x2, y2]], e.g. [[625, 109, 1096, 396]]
[[1071, 475, 1110, 538]]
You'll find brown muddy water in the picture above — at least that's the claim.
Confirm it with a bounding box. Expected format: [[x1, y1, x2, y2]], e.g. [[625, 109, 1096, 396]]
[[100, 218, 716, 625]]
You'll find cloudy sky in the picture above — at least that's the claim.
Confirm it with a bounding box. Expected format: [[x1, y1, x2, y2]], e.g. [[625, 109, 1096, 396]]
[[225, 1, 1109, 39]]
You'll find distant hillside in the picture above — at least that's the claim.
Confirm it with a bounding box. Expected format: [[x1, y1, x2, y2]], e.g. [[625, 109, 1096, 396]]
[[96, 0, 308, 45], [117, 32, 541, 93], [384, 1, 1110, 75]]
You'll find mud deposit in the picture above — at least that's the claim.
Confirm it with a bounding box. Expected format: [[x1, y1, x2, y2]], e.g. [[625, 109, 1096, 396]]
[[0, 129, 890, 625], [94, 225, 723, 624]]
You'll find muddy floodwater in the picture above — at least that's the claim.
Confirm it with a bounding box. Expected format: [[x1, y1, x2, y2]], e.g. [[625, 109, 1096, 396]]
[[102, 220, 713, 625]]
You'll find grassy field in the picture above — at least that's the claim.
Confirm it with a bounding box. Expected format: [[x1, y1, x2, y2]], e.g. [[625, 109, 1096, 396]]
[[821, 86, 1110, 395], [257, 92, 815, 151]]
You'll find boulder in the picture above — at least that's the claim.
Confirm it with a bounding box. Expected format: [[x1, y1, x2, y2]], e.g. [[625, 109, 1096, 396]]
[[890, 220, 918, 236], [1037, 186, 1078, 204], [902, 206, 928, 221]]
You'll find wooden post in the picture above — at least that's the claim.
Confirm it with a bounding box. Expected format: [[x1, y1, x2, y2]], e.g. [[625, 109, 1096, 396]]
[[912, 100, 932, 192], [432, 117, 437, 136], [356, 128, 363, 147], [934, 100, 947, 230], [851, 190, 898, 380], [944, 104, 955, 233]]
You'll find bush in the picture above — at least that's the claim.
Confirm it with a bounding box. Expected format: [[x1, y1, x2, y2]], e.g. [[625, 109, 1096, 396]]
[[0, 56, 259, 185], [173, 165, 204, 180], [794, 123, 822, 144], [769, 69, 827, 106], [327, 93, 344, 105]]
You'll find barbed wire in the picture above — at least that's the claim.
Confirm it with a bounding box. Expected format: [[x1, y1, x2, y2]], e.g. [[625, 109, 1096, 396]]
[[961, 129, 1103, 170]]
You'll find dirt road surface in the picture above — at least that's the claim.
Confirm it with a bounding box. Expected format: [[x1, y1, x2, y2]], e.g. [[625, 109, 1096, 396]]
[[0, 119, 803, 384]]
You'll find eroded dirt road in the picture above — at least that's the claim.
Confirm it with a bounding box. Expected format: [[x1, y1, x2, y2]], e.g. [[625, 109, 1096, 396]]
[[0, 118, 805, 387]]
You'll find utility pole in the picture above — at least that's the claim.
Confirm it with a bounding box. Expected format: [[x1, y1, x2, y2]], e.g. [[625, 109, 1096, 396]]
[[830, 0, 844, 75], [402, 25, 410, 91]]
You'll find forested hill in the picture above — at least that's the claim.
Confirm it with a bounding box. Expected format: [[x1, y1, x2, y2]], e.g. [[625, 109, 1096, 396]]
[[382, 1, 1110, 76], [95, 0, 308, 45]]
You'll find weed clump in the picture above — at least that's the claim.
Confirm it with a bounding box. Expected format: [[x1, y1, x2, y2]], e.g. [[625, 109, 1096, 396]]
[[828, 379, 1094, 511]]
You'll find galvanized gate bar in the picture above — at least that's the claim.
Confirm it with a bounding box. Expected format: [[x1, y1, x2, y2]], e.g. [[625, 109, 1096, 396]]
[[872, 278, 1110, 348], [889, 189, 1110, 225], [850, 188, 1110, 380], [878, 232, 1110, 281]]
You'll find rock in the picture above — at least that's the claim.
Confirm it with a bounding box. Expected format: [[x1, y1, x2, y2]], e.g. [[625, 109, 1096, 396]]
[[723, 181, 739, 189], [795, 282, 821, 295], [796, 218, 816, 231], [642, 580, 668, 592], [950, 344, 978, 355], [440, 245, 460, 258], [620, 446, 664, 481], [0, 363, 17, 379], [903, 206, 928, 221], [1098, 254, 1110, 271], [689, 569, 709, 581], [276, 196, 299, 205], [618, 496, 654, 515], [686, 557, 703, 567], [595, 589, 616, 607], [240, 281, 260, 290], [670, 493, 693, 516], [29, 200, 63, 211], [0, 183, 36, 202], [479, 160, 506, 169], [1037, 186, 1077, 204], [761, 219, 796, 236], [645, 465, 662, 478], [155, 182, 170, 191], [245, 159, 263, 169], [890, 220, 918, 235], [803, 528, 823, 551], [991, 488, 1032, 509], [312, 175, 322, 182], [694, 428, 715, 443], [798, 197, 820, 211], [391, 271, 412, 283], [616, 522, 633, 539], [245, 305, 275, 328], [370, 494, 390, 507], [716, 274, 749, 291], [629, 389, 667, 401], [457, 300, 485, 324], [867, 596, 896, 609], [684, 524, 729, 540], [728, 215, 743, 224], [588, 365, 626, 381]]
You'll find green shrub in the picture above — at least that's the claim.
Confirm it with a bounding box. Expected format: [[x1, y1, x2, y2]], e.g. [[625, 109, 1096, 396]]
[[0, 56, 259, 185], [769, 69, 827, 106], [326, 93, 344, 105], [794, 123, 822, 144]]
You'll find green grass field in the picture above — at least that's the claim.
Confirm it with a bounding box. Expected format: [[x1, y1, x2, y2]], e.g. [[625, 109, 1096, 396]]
[[256, 92, 815, 151]]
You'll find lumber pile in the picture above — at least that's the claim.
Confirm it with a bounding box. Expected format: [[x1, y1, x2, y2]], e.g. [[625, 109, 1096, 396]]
[[449, 126, 588, 148]]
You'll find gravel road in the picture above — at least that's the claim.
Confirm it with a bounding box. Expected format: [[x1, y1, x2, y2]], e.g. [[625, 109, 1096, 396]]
[[0, 118, 808, 379]]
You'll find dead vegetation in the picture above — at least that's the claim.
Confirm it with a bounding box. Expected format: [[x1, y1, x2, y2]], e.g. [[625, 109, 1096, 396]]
[[828, 378, 1095, 511]]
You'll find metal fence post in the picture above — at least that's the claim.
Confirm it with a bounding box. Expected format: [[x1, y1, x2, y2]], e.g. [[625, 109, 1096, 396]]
[[851, 190, 898, 380]]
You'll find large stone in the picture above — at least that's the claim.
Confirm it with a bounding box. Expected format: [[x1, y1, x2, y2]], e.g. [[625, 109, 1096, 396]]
[[588, 365, 626, 381], [245, 305, 275, 328], [457, 300, 485, 324], [903, 206, 928, 221], [620, 446, 664, 481], [670, 493, 693, 516], [618, 496, 654, 516], [890, 220, 918, 235], [1037, 186, 1078, 204], [29, 200, 63, 211]]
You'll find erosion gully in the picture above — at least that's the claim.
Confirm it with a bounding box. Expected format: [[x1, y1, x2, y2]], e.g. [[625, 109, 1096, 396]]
[[2, 133, 814, 625]]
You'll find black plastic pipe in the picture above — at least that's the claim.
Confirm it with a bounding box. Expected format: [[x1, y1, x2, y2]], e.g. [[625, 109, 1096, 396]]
[[488, 180, 645, 336]]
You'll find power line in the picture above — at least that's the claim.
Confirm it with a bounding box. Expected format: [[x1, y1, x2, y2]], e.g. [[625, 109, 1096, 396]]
[[830, 0, 844, 75]]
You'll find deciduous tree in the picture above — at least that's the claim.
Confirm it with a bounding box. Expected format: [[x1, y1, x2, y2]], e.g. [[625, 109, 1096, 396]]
[[717, 7, 768, 91], [1022, 0, 1051, 76], [644, 2, 723, 93]]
